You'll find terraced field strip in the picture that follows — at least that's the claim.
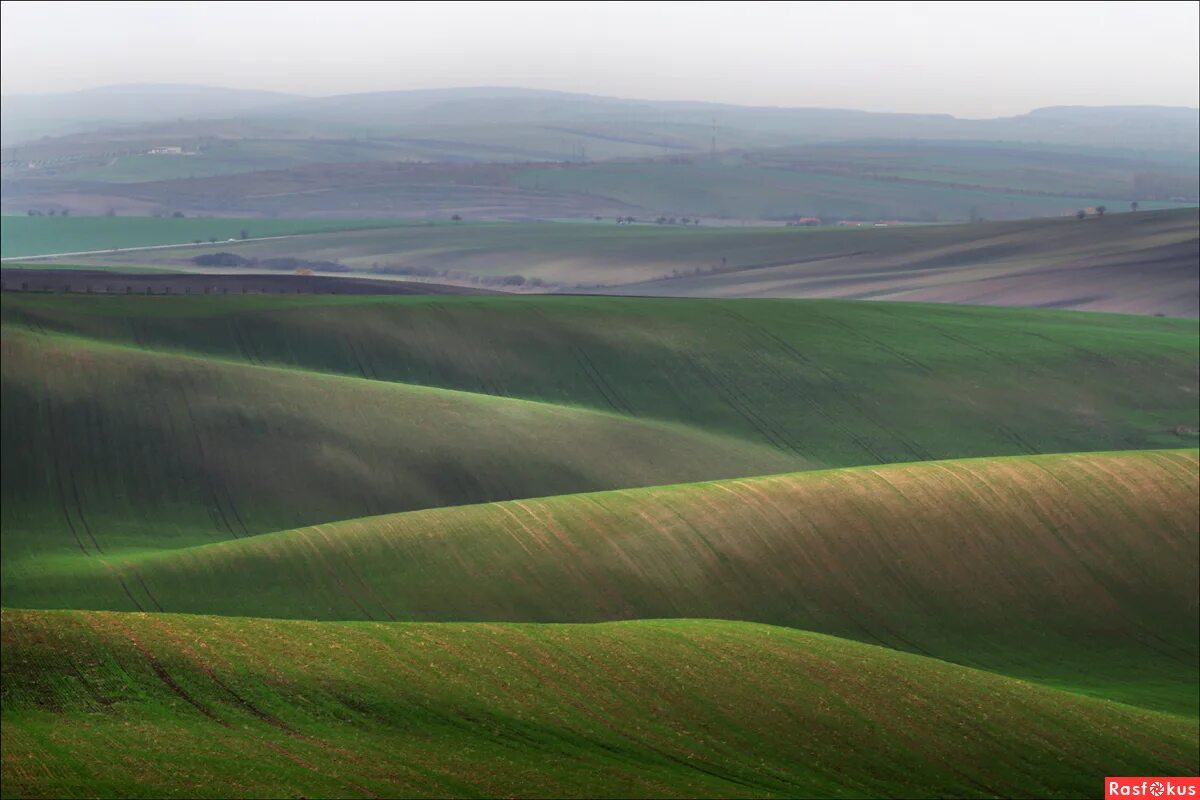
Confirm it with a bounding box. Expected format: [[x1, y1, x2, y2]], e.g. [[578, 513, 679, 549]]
[[3, 611, 1195, 799]]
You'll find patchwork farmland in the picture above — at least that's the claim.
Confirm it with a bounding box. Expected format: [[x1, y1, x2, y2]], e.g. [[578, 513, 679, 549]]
[[17, 208, 1197, 316]]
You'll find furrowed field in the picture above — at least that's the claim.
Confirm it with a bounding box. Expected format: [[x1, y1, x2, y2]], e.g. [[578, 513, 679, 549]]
[[3, 611, 1196, 799], [11, 450, 1196, 715], [3, 53, 1200, 800], [2, 288, 1197, 798]]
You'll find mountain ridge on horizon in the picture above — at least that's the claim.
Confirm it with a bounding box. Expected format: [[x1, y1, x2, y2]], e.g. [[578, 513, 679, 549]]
[[5, 80, 1199, 117], [4, 83, 1196, 153]]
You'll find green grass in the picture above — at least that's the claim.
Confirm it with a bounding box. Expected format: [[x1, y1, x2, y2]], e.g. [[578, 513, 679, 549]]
[[0, 322, 798, 565], [2, 290, 1197, 796], [3, 610, 1196, 799], [5, 292, 1195, 466], [4, 294, 1194, 593], [12, 449, 1195, 715], [0, 217, 416, 259]]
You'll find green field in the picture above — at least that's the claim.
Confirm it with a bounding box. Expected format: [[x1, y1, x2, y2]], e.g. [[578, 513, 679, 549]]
[[0, 216, 414, 259], [11, 450, 1195, 715], [4, 610, 1196, 800], [1, 318, 799, 561], [4, 293, 1195, 498], [2, 288, 1198, 797]]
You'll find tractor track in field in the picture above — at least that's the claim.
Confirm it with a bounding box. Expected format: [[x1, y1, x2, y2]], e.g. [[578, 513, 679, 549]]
[[115, 619, 223, 723], [571, 345, 634, 416], [762, 326, 936, 462], [176, 376, 245, 539], [1021, 458, 1199, 665], [343, 335, 375, 380], [41, 394, 103, 556], [918, 458, 1194, 662], [719, 308, 912, 462], [476, 627, 791, 796], [130, 569, 165, 612], [523, 305, 634, 415], [680, 351, 799, 455], [704, 479, 931, 654], [117, 615, 385, 799], [311, 525, 402, 621]]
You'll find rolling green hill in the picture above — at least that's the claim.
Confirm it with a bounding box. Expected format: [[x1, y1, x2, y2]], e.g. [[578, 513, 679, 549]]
[[3, 610, 1196, 799], [12, 450, 1195, 714], [3, 294, 1195, 584], [1, 323, 799, 563], [5, 293, 1195, 466], [3, 291, 1197, 796]]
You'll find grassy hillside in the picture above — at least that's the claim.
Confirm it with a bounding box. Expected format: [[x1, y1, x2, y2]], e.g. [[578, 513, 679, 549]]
[[46, 208, 1199, 315], [1, 324, 798, 565], [0, 216, 412, 259], [3, 610, 1196, 799], [13, 450, 1196, 715], [5, 293, 1195, 468]]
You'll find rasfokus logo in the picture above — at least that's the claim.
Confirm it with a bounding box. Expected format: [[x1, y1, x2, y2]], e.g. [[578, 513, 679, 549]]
[[1106, 778, 1200, 798]]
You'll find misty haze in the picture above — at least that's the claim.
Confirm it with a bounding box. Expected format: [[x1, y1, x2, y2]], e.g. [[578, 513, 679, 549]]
[[1, 2, 1198, 799]]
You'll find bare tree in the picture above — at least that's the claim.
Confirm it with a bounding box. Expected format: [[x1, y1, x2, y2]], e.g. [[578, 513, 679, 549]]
[[1076, 209, 1087, 220], [1096, 205, 1107, 217]]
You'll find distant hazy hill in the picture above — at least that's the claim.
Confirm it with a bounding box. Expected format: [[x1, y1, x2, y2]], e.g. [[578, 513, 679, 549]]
[[265, 89, 1200, 150], [3, 83, 1197, 152], [0, 83, 302, 145]]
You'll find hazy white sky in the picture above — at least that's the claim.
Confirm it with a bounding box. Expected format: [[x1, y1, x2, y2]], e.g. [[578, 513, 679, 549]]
[[2, 0, 1197, 116]]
